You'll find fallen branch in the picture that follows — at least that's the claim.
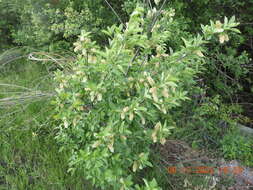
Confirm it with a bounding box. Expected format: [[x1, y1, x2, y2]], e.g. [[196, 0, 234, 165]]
[[0, 92, 55, 106]]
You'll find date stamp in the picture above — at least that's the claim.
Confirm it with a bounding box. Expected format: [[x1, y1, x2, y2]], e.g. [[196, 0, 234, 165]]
[[167, 166, 244, 175]]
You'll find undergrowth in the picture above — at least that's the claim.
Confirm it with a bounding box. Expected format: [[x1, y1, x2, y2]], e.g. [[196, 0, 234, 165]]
[[0, 60, 93, 190], [0, 0, 253, 189]]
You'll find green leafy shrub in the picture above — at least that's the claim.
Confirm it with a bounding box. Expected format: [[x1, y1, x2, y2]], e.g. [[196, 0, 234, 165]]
[[168, 1, 253, 120], [11, 0, 100, 48], [221, 131, 253, 167], [181, 96, 243, 147], [204, 48, 250, 99], [124, 1, 253, 107], [53, 4, 240, 189], [0, 0, 19, 49], [0, 0, 127, 49]]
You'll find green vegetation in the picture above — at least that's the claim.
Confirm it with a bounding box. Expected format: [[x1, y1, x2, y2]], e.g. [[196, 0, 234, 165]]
[[221, 131, 253, 167], [0, 60, 94, 189], [0, 0, 253, 189]]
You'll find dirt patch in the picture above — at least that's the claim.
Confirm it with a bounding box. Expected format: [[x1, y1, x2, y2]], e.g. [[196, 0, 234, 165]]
[[157, 140, 253, 190]]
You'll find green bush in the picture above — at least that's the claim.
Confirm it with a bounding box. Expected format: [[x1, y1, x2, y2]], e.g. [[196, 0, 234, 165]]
[[53, 4, 240, 189], [175, 95, 243, 148], [221, 131, 253, 167], [169, 0, 253, 104], [0, 0, 127, 50], [0, 0, 19, 49], [123, 0, 253, 108], [1, 0, 252, 189]]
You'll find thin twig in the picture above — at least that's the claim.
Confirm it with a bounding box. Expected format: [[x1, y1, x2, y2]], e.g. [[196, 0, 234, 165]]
[[104, 0, 125, 28], [28, 52, 73, 69], [0, 55, 27, 69], [147, 0, 168, 37], [0, 92, 54, 106], [0, 83, 33, 91], [125, 48, 141, 76], [148, 0, 153, 9]]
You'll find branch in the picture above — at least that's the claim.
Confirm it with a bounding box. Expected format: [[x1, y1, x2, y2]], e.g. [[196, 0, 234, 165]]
[[125, 0, 168, 76], [104, 0, 125, 28]]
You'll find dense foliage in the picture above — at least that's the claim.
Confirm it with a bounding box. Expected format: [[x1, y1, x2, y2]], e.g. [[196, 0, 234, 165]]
[[1, 0, 253, 189], [0, 0, 127, 49], [53, 5, 240, 189]]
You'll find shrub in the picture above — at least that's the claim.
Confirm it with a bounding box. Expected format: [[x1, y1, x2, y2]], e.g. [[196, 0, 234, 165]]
[[53, 4, 240, 189], [0, 0, 127, 49], [0, 0, 19, 49], [176, 95, 243, 149], [169, 0, 253, 106], [221, 131, 253, 167]]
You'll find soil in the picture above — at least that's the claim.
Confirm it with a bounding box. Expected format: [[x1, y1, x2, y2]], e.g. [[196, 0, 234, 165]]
[[158, 140, 253, 190]]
